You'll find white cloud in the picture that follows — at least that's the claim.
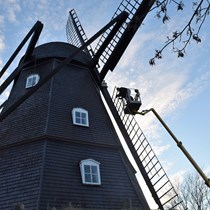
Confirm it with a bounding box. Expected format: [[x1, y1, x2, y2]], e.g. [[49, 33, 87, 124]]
[[151, 144, 171, 156], [0, 15, 4, 25], [105, 33, 210, 164], [0, 15, 5, 52], [0, 35, 5, 52], [177, 71, 210, 103], [37, 0, 48, 10], [0, 58, 3, 67], [6, 0, 21, 22], [117, 33, 155, 69], [169, 169, 187, 187], [204, 166, 210, 176]]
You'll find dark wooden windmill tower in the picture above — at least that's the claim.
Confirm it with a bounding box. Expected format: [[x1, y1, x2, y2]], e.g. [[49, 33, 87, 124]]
[[0, 0, 187, 209]]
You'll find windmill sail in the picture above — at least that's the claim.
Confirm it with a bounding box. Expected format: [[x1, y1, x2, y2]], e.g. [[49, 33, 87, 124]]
[[66, 0, 143, 66], [94, 0, 141, 70], [100, 85, 186, 210], [66, 0, 156, 82], [66, 9, 94, 57], [0, 1, 189, 209], [65, 1, 186, 209], [94, 0, 156, 82], [113, 87, 185, 209]]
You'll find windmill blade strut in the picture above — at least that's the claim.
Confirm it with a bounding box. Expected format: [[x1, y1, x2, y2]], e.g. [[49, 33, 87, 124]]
[[0, 11, 130, 122]]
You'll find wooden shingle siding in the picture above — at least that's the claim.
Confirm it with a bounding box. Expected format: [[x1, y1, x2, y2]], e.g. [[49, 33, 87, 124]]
[[39, 140, 147, 209], [0, 141, 44, 209], [0, 61, 53, 147], [46, 60, 120, 147], [0, 42, 149, 209]]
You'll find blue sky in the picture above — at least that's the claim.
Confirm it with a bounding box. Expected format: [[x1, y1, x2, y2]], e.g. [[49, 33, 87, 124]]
[[0, 0, 209, 208]]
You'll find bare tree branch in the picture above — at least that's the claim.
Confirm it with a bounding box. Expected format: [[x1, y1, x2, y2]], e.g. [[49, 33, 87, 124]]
[[149, 0, 210, 65], [170, 172, 210, 210]]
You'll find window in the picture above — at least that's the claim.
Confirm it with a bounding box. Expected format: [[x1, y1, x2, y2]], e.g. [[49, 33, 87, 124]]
[[72, 108, 89, 127], [80, 159, 101, 185], [26, 74, 40, 88]]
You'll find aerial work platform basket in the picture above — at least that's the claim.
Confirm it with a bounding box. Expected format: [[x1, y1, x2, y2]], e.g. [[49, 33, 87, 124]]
[[115, 87, 142, 114]]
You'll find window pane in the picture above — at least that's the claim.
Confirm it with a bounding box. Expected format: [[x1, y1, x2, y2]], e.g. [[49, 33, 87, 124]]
[[92, 174, 98, 183], [76, 117, 80, 124], [28, 78, 32, 84], [28, 78, 33, 87], [75, 112, 80, 117], [85, 174, 91, 183], [91, 165, 98, 174], [84, 165, 90, 173], [81, 113, 86, 118], [32, 77, 37, 86], [81, 118, 86, 125]]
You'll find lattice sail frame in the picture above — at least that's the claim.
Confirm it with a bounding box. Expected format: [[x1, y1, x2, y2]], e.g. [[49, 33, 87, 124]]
[[66, 0, 144, 71], [66, 2, 187, 208], [66, 9, 94, 57], [112, 87, 186, 210], [93, 0, 142, 71]]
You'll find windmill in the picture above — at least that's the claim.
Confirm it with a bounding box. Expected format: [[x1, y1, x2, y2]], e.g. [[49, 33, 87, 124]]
[[1, 0, 208, 209]]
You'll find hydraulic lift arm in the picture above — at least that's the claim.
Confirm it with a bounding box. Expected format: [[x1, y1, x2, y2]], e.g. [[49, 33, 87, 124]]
[[136, 108, 210, 188]]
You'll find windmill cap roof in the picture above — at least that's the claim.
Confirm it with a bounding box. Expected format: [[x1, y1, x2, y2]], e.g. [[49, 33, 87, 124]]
[[33, 42, 91, 63], [20, 42, 91, 66]]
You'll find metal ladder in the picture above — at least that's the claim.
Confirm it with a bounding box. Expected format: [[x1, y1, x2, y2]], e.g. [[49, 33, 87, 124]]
[[112, 87, 185, 210]]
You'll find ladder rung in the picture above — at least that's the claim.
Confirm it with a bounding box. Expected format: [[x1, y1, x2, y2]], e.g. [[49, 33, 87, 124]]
[[152, 171, 165, 185], [156, 180, 170, 193], [131, 129, 142, 141], [147, 161, 159, 174], [133, 138, 141, 147], [168, 200, 183, 209], [159, 186, 174, 200], [138, 143, 149, 157], [127, 121, 137, 134], [141, 149, 152, 163], [149, 167, 162, 180], [162, 193, 178, 206], [144, 155, 156, 168], [129, 128, 141, 141], [135, 137, 145, 152]]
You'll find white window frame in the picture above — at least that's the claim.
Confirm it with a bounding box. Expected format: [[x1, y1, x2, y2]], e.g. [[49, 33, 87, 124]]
[[80, 159, 101, 185], [72, 108, 89, 127], [26, 74, 40, 88]]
